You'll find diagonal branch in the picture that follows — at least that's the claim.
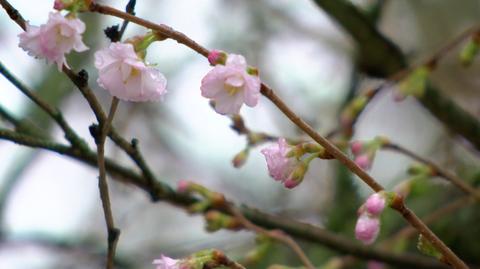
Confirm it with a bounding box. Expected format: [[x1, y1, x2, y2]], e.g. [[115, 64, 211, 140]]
[[312, 0, 480, 152]]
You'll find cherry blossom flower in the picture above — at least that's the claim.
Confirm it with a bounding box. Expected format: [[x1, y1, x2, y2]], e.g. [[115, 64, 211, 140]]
[[201, 53, 261, 115], [261, 138, 304, 188], [153, 255, 180, 269], [355, 214, 380, 245], [18, 12, 88, 70], [94, 42, 167, 102]]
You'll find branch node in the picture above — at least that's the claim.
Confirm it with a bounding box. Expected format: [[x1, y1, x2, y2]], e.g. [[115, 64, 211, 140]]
[[77, 69, 89, 87]]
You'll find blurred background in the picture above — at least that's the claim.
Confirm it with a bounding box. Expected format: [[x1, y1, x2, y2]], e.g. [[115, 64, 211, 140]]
[[0, 0, 479, 268]]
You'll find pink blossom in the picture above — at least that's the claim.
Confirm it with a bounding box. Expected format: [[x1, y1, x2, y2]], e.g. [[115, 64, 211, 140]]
[[94, 42, 167, 102], [18, 12, 88, 70], [355, 214, 380, 245], [201, 54, 261, 115], [364, 193, 386, 216], [354, 154, 371, 170], [261, 138, 296, 183], [153, 255, 180, 269]]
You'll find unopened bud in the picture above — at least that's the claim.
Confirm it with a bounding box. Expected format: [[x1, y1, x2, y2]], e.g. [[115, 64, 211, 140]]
[[232, 149, 249, 168], [207, 50, 227, 66]]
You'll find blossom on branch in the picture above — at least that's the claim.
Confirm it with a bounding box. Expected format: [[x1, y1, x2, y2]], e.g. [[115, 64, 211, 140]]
[[201, 53, 261, 115], [94, 42, 167, 102], [355, 192, 387, 245], [18, 12, 88, 70], [153, 255, 181, 269], [261, 138, 308, 188], [355, 214, 380, 245]]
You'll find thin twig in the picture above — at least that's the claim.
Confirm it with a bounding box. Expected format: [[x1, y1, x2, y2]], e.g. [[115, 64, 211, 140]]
[[383, 142, 480, 201], [227, 205, 315, 269], [95, 97, 120, 269], [338, 24, 480, 138], [0, 61, 86, 147], [387, 196, 475, 245]]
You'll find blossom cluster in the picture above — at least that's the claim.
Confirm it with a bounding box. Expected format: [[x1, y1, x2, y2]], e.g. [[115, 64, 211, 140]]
[[350, 136, 388, 170], [18, 8, 261, 111]]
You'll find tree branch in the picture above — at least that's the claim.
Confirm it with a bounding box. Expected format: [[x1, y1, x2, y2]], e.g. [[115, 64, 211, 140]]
[[312, 0, 480, 152]]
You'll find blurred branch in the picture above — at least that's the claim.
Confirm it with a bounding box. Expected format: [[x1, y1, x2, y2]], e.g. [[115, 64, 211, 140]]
[[387, 196, 475, 245], [0, 127, 450, 269], [311, 0, 480, 153], [95, 97, 120, 269], [0, 233, 134, 269], [227, 205, 315, 269], [383, 142, 480, 201], [311, 0, 405, 77], [0, 61, 86, 147]]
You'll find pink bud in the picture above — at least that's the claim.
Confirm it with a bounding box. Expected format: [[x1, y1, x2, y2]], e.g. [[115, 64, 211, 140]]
[[177, 180, 190, 193], [355, 154, 371, 170], [207, 50, 227, 66], [53, 0, 65, 10], [350, 141, 363, 155], [355, 214, 380, 245], [283, 178, 300, 189], [365, 193, 386, 216], [367, 260, 385, 269]]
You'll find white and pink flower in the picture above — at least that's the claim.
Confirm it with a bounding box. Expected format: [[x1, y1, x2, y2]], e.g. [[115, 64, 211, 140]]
[[153, 255, 180, 269], [94, 42, 167, 102], [201, 53, 261, 115], [261, 138, 305, 188], [18, 12, 88, 70]]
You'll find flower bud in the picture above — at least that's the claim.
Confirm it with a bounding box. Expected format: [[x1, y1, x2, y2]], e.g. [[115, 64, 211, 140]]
[[177, 180, 191, 193], [355, 214, 380, 245], [232, 149, 249, 168], [207, 50, 227, 66], [355, 154, 372, 170], [396, 66, 430, 101], [459, 33, 480, 67], [350, 141, 363, 155], [367, 260, 385, 269], [283, 162, 307, 189], [364, 193, 386, 216]]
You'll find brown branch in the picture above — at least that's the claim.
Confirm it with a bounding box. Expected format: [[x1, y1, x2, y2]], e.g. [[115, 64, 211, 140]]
[[95, 97, 120, 269], [387, 196, 475, 245], [338, 24, 480, 139], [383, 142, 480, 201], [0, 61, 86, 147], [227, 205, 315, 269]]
